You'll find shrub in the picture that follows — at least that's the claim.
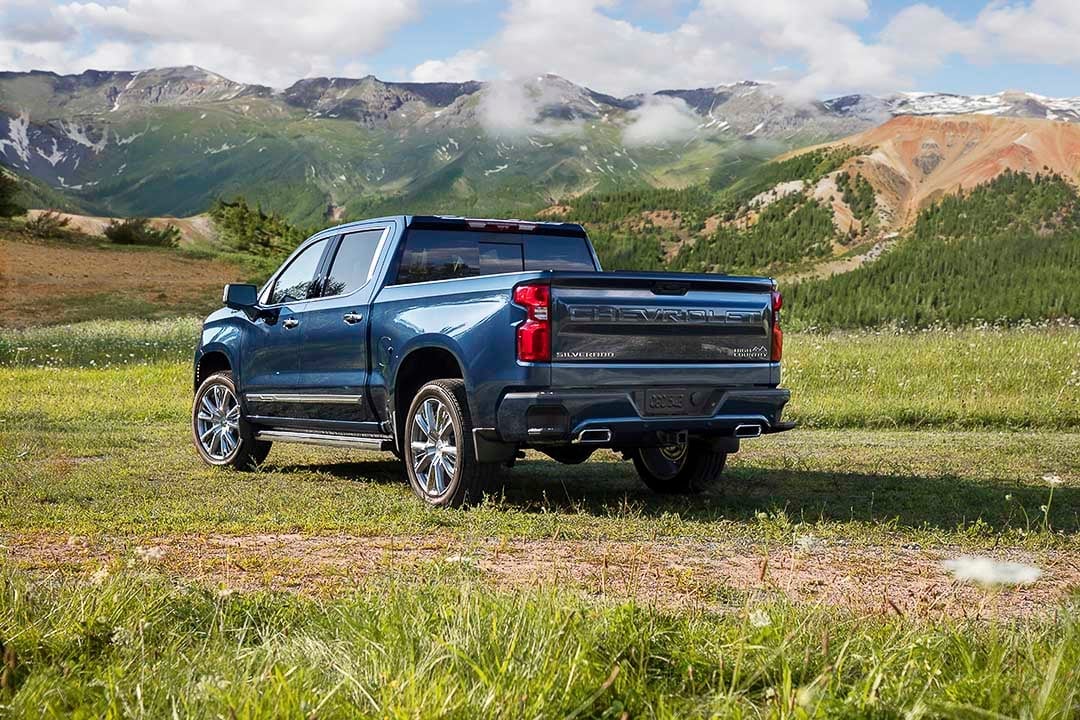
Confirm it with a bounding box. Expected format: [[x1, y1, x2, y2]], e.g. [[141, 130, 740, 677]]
[[103, 218, 180, 248], [24, 210, 71, 238]]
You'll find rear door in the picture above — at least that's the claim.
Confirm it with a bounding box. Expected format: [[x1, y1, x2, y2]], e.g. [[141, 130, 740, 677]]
[[296, 225, 391, 425], [549, 272, 776, 388]]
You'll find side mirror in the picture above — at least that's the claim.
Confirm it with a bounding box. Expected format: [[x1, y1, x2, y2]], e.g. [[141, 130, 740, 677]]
[[223, 283, 259, 310]]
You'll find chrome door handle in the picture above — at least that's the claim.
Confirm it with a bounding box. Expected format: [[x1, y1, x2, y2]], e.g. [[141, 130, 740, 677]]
[[343, 312, 364, 325], [282, 318, 300, 329]]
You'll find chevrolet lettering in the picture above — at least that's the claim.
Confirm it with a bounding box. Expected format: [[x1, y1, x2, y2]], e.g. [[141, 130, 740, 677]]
[[566, 305, 765, 326]]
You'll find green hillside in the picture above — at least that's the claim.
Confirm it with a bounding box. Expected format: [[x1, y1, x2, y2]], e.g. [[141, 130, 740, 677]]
[[786, 171, 1080, 328], [549, 147, 864, 273]]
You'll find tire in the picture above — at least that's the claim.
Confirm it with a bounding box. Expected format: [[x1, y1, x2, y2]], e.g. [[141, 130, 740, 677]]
[[632, 439, 726, 494], [542, 446, 595, 465], [192, 371, 271, 470], [402, 379, 500, 508]]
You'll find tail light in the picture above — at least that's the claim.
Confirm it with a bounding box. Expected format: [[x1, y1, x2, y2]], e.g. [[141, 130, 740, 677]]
[[514, 283, 551, 362], [770, 289, 783, 362]]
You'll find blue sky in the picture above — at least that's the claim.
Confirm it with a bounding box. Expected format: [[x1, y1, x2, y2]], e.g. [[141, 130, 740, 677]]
[[2, 0, 1079, 98]]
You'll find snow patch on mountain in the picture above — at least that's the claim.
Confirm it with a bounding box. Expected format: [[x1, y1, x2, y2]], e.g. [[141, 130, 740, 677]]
[[61, 121, 107, 152], [0, 112, 31, 165], [36, 139, 65, 166]]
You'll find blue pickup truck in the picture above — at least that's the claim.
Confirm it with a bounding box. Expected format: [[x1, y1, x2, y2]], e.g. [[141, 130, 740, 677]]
[[192, 215, 793, 506]]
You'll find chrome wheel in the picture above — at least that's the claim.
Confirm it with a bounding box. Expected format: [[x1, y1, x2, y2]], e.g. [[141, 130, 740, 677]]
[[196, 383, 241, 461], [409, 397, 458, 497]]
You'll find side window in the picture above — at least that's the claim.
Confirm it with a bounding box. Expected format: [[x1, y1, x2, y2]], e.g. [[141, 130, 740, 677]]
[[268, 238, 328, 304], [322, 229, 384, 297]]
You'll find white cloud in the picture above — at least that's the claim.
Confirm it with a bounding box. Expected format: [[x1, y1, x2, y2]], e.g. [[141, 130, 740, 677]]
[[621, 96, 700, 146], [481, 0, 740, 96], [976, 0, 1080, 66], [880, 4, 985, 72], [477, 77, 587, 137], [410, 0, 974, 102], [0, 0, 420, 87], [410, 49, 489, 83]]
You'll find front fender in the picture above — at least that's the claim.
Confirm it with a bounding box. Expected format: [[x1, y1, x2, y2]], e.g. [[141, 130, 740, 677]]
[[193, 313, 246, 391]]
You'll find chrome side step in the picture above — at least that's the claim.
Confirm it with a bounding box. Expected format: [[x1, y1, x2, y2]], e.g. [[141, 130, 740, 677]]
[[254, 429, 393, 451]]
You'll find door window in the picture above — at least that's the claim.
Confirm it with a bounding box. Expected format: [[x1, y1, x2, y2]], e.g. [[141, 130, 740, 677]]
[[322, 229, 385, 297], [267, 238, 328, 304]]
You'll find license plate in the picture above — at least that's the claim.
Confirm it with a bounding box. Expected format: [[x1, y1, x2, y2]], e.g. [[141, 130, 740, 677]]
[[644, 389, 689, 416]]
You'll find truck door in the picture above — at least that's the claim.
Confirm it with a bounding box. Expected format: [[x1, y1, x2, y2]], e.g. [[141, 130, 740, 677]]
[[241, 236, 331, 422], [296, 226, 389, 424]]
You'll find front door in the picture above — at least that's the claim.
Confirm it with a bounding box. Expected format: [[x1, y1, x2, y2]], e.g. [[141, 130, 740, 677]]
[[297, 227, 388, 425], [241, 236, 331, 422]]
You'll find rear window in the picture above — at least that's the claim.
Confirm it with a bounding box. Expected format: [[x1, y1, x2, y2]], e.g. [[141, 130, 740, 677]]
[[393, 229, 594, 284], [524, 235, 594, 271]]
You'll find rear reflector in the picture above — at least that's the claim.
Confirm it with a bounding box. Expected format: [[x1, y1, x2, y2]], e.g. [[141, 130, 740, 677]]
[[514, 283, 551, 362]]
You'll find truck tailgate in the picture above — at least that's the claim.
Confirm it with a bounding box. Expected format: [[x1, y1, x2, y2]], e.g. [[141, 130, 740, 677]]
[[548, 271, 777, 387]]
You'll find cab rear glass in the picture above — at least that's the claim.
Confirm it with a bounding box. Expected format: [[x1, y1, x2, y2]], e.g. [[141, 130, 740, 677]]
[[392, 229, 595, 284]]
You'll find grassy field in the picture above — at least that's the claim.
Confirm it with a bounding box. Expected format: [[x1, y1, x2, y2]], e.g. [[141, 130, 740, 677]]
[[1, 321, 1078, 717], [2, 569, 1076, 718]]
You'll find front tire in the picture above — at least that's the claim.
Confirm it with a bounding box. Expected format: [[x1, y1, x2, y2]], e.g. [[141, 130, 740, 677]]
[[192, 371, 271, 470], [632, 439, 726, 494], [403, 379, 499, 507]]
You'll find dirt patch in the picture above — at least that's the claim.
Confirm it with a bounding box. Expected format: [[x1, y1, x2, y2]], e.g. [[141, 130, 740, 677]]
[[0, 235, 245, 327], [536, 204, 573, 218], [6, 533, 1077, 620]]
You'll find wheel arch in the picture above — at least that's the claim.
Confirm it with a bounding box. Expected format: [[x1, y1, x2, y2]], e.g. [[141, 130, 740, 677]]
[[391, 343, 466, 452], [194, 347, 234, 392]]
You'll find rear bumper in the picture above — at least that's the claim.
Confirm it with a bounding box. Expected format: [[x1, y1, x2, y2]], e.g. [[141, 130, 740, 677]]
[[493, 386, 792, 446]]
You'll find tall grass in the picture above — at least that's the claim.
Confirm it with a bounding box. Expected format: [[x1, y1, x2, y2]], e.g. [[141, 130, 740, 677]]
[[0, 318, 200, 367], [0, 567, 1076, 719], [785, 325, 1080, 430], [2, 320, 1077, 431]]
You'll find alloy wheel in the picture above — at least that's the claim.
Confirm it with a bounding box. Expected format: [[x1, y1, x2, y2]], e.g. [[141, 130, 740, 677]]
[[196, 383, 241, 461], [409, 397, 458, 496]]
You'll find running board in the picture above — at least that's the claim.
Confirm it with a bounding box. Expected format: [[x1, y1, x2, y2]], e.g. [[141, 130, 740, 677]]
[[254, 429, 394, 451]]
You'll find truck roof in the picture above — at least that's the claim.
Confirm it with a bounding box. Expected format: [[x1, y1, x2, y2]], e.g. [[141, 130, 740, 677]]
[[312, 215, 588, 239]]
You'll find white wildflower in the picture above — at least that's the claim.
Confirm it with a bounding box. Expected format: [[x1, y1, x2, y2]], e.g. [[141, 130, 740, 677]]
[[134, 545, 165, 563], [748, 609, 771, 628], [942, 556, 1042, 586], [445, 554, 474, 565], [89, 566, 109, 586], [794, 534, 821, 552], [217, 587, 235, 599], [1042, 473, 1063, 486]]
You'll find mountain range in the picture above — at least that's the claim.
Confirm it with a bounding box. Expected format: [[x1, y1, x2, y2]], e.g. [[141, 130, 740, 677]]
[[4, 65, 1080, 225]]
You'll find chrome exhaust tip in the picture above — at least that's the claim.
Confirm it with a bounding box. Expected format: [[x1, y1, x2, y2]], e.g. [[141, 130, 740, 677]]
[[574, 428, 613, 444], [734, 424, 762, 438]]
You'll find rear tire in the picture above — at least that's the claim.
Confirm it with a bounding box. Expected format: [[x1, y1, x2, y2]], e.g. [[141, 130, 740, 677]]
[[542, 446, 595, 465], [403, 379, 500, 507], [192, 371, 271, 470], [632, 439, 726, 494]]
